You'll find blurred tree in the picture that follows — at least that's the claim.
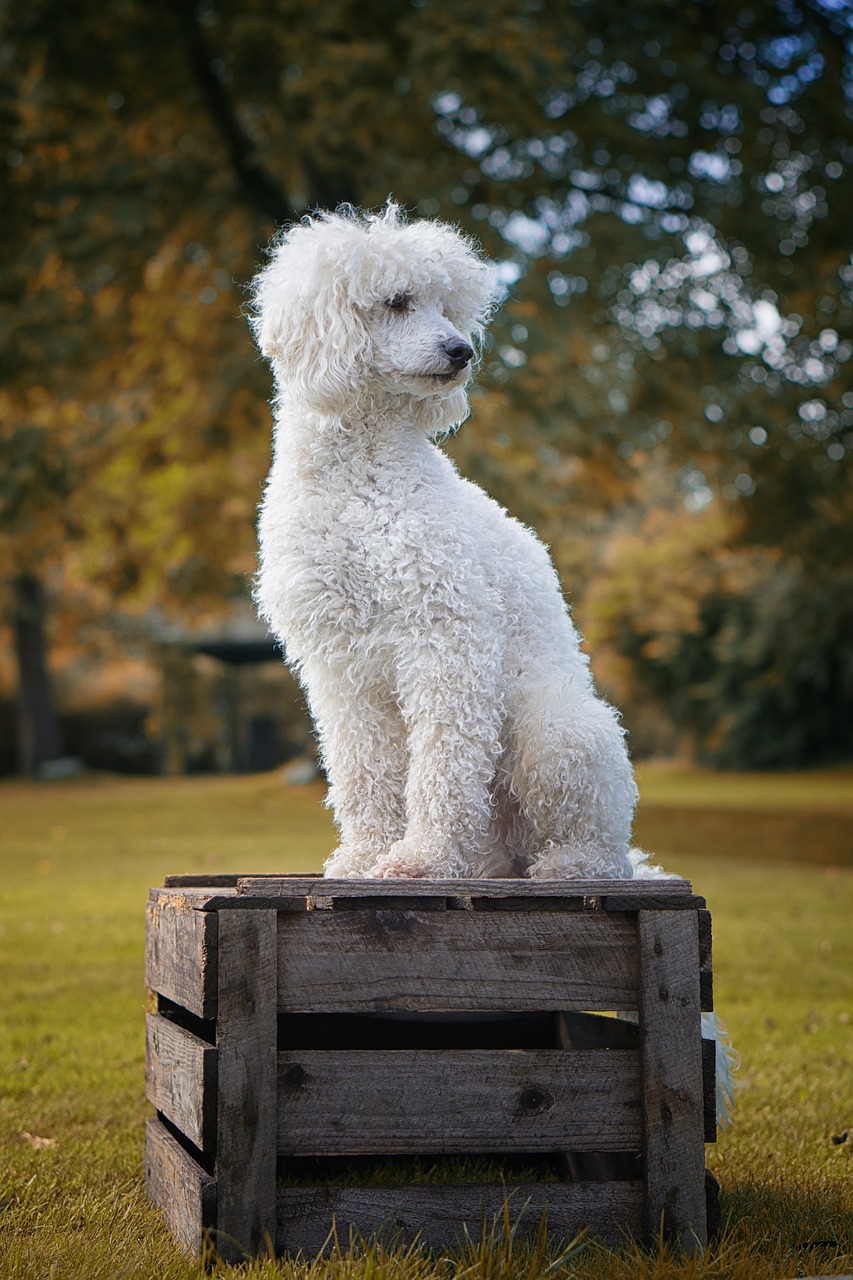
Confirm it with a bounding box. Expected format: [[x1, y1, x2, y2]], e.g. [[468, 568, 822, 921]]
[[1, 0, 850, 769], [582, 503, 853, 765], [0, 1, 273, 769]]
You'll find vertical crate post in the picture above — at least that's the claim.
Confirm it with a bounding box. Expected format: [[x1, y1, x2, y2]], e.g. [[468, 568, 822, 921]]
[[214, 908, 278, 1263], [637, 909, 707, 1251]]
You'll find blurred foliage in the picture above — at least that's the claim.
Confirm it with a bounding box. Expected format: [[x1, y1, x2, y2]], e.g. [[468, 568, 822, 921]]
[[583, 504, 853, 766], [1, 0, 851, 766]]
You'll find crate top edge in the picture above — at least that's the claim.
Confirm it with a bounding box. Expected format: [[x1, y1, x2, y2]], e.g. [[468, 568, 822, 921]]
[[155, 873, 703, 911]]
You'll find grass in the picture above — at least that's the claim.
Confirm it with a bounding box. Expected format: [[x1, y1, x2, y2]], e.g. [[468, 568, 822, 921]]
[[634, 762, 853, 868], [0, 765, 851, 1278]]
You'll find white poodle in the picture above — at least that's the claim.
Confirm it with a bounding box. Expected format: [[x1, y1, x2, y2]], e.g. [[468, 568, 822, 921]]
[[251, 202, 639, 881]]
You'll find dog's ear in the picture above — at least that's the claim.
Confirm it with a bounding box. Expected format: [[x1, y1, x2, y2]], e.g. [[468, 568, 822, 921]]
[[250, 221, 372, 411]]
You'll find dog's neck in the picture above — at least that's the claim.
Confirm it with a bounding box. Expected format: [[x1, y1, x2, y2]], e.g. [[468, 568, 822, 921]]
[[274, 382, 471, 462]]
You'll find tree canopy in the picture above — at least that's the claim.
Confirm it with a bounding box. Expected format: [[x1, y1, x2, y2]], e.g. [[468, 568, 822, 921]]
[[2, 0, 851, 768]]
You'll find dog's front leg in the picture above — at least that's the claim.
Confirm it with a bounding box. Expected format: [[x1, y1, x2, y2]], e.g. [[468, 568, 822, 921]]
[[369, 606, 506, 879], [300, 660, 409, 878]]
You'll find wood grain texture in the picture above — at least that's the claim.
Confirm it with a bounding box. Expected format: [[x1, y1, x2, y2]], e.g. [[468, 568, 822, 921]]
[[698, 909, 714, 1012], [637, 909, 707, 1251], [145, 894, 217, 1019], [237, 875, 700, 909], [215, 909, 278, 1264], [164, 874, 246, 888], [150, 885, 283, 913], [145, 1116, 215, 1258], [277, 1048, 641, 1155], [145, 1013, 217, 1152], [468, 890, 705, 912], [277, 910, 639, 1013], [276, 1181, 644, 1254], [702, 1036, 716, 1144]]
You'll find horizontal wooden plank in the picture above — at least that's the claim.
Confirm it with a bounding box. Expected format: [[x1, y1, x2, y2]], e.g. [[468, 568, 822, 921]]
[[145, 1013, 217, 1152], [145, 1116, 215, 1258], [321, 894, 450, 912], [151, 885, 316, 913], [164, 874, 246, 888], [277, 1049, 642, 1154], [277, 1180, 643, 1253], [145, 894, 218, 1019], [277, 910, 639, 1013], [151, 877, 705, 912], [239, 874, 696, 905], [150, 877, 704, 912], [468, 890, 706, 911]]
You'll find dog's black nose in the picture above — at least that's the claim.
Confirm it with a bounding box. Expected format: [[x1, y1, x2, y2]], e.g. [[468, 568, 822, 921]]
[[443, 338, 474, 365]]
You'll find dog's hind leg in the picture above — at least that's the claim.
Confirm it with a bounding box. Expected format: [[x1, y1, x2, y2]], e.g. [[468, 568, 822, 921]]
[[508, 684, 637, 880]]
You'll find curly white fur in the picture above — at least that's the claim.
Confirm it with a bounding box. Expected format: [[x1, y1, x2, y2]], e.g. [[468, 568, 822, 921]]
[[251, 203, 639, 881]]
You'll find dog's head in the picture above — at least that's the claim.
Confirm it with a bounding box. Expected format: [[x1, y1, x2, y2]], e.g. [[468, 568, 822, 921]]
[[250, 203, 496, 420]]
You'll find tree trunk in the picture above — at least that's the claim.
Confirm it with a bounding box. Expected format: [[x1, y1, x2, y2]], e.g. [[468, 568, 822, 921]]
[[11, 572, 64, 775]]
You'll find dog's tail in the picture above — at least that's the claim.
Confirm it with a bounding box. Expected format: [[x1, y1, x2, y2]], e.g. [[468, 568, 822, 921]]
[[623, 846, 740, 1129], [627, 846, 680, 879], [703, 1011, 740, 1130]]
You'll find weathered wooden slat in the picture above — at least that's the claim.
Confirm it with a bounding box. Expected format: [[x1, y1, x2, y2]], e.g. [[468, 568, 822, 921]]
[[324, 894, 449, 911], [164, 874, 246, 888], [145, 893, 218, 1019], [150, 885, 265, 913], [276, 1181, 644, 1254], [145, 1013, 217, 1152], [601, 893, 704, 911], [277, 910, 639, 1013], [215, 909, 278, 1264], [277, 1049, 641, 1154], [239, 875, 696, 904], [698, 909, 713, 1012], [469, 890, 706, 912], [702, 1036, 716, 1144], [637, 909, 707, 1251], [145, 1116, 216, 1258], [154, 882, 315, 913]]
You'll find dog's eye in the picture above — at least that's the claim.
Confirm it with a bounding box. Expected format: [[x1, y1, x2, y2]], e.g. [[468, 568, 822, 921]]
[[384, 292, 410, 312]]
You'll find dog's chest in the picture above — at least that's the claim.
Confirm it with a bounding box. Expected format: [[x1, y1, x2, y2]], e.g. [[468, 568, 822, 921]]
[[261, 441, 506, 659], [270, 479, 432, 637]]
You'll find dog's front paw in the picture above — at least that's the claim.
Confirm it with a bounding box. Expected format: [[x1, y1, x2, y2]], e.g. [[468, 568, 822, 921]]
[[526, 843, 633, 880], [372, 860, 431, 880], [368, 837, 436, 880], [367, 837, 469, 880], [323, 843, 383, 879]]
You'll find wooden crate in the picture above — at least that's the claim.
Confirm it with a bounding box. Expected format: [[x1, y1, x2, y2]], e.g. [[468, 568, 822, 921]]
[[144, 874, 717, 1262]]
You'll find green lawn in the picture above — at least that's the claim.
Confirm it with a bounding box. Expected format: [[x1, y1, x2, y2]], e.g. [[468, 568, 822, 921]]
[[0, 767, 851, 1279]]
